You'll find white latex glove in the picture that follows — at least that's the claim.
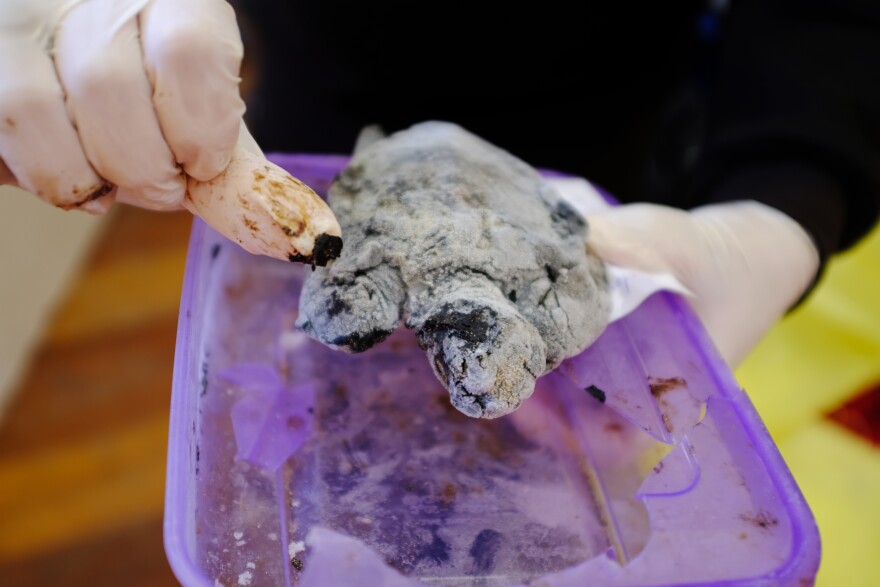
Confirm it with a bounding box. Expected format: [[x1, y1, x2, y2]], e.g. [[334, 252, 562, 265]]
[[585, 201, 820, 367], [0, 0, 341, 263]]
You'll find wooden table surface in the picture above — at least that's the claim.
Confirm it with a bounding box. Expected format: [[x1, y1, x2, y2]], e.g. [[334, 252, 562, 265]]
[[0, 207, 192, 586]]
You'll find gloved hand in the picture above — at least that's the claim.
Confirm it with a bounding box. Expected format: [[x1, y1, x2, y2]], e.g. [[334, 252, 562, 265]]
[[0, 0, 341, 264], [584, 201, 820, 367]]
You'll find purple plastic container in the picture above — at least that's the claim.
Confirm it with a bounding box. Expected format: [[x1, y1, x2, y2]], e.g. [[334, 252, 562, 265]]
[[164, 154, 820, 587]]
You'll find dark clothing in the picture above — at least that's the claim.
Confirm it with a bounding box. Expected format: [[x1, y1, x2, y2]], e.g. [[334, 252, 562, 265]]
[[239, 0, 880, 272]]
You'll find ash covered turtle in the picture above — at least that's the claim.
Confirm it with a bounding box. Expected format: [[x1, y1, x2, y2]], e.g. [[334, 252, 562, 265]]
[[297, 122, 610, 418]]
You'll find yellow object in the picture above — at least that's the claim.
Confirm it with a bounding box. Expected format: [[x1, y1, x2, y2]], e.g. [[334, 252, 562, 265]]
[[737, 221, 880, 587]]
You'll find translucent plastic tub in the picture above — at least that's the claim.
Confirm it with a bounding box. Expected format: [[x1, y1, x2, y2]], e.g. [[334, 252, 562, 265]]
[[164, 154, 820, 587]]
